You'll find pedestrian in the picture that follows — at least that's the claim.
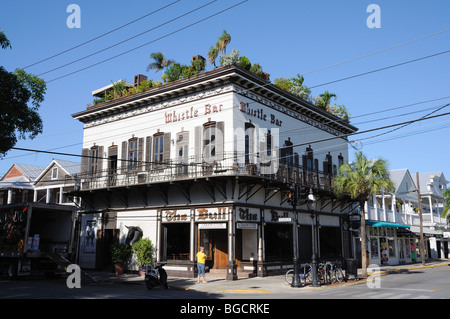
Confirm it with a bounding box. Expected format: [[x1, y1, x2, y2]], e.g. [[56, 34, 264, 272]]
[[196, 246, 207, 283]]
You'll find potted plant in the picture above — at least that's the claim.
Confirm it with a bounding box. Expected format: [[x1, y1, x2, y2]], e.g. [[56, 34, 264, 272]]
[[111, 243, 131, 275], [131, 238, 154, 276]]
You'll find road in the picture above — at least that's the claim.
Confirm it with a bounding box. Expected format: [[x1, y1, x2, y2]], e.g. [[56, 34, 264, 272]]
[[1, 266, 449, 300]]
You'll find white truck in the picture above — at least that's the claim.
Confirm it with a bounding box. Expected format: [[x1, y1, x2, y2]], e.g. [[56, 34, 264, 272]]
[[0, 202, 77, 278]]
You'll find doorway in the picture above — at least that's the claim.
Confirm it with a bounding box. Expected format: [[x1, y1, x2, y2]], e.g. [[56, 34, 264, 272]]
[[198, 228, 228, 269]]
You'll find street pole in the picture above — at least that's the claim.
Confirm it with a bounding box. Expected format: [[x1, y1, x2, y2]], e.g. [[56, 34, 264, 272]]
[[308, 189, 319, 287], [416, 172, 426, 265], [289, 184, 302, 288]]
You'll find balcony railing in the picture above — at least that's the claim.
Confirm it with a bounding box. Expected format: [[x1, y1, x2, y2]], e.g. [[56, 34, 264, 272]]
[[366, 206, 448, 227], [69, 152, 335, 192]]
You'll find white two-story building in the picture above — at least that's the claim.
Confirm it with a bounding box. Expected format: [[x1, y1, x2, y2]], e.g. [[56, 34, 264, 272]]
[[71, 64, 358, 279], [362, 169, 449, 266]]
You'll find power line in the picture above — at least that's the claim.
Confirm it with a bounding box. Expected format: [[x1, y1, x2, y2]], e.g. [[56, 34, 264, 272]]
[[37, 0, 219, 77], [22, 0, 182, 69], [309, 49, 450, 89], [302, 27, 450, 75], [45, 0, 249, 83], [10, 103, 450, 164]]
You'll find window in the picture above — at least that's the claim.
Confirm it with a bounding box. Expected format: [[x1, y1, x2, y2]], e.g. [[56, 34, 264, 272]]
[[128, 138, 138, 170], [51, 167, 58, 180], [153, 134, 164, 163], [203, 123, 216, 160], [245, 122, 254, 164], [89, 146, 99, 175]]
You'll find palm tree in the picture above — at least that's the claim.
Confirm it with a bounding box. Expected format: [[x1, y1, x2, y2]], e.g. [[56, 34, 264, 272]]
[[441, 189, 450, 221], [208, 30, 231, 67], [216, 30, 231, 54], [319, 91, 337, 112], [146, 52, 174, 73], [207, 46, 219, 67], [333, 151, 394, 277]]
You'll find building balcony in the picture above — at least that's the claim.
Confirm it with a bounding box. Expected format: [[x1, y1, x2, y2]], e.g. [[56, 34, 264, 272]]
[[68, 152, 336, 194], [366, 206, 448, 228]]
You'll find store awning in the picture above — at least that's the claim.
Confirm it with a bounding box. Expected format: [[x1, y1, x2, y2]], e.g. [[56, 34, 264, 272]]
[[365, 220, 410, 229]]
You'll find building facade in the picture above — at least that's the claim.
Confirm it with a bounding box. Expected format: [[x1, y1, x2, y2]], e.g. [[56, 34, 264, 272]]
[[71, 65, 358, 279], [359, 169, 449, 266]]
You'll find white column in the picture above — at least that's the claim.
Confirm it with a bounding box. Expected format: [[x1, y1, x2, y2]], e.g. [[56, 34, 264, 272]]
[[46, 188, 51, 204], [7, 189, 13, 204], [59, 186, 64, 204], [428, 196, 434, 224]]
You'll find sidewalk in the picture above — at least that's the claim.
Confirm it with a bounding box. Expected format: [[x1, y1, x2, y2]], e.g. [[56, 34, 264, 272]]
[[85, 260, 450, 294]]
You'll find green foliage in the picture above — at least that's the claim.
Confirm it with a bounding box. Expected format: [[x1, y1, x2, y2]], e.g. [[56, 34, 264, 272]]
[[147, 52, 174, 73], [0, 29, 47, 157], [274, 74, 310, 100], [131, 238, 154, 266], [442, 189, 450, 218], [238, 56, 251, 71], [333, 151, 394, 204], [164, 62, 186, 82], [111, 243, 132, 265], [0, 28, 11, 49]]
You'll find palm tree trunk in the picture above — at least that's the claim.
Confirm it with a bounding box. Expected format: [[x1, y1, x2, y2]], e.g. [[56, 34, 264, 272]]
[[359, 201, 368, 278]]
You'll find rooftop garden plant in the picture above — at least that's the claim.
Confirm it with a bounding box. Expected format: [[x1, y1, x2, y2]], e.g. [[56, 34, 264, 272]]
[[90, 30, 351, 120]]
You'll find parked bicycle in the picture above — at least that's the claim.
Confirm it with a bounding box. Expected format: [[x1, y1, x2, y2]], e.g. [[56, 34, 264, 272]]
[[325, 260, 346, 284], [285, 264, 312, 286]]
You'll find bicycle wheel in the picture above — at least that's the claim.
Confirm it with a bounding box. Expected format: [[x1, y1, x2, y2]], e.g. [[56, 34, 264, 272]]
[[334, 268, 345, 283], [285, 269, 294, 285]]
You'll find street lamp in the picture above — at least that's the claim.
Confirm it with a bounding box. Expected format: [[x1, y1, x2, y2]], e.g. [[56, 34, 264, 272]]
[[307, 189, 319, 287]]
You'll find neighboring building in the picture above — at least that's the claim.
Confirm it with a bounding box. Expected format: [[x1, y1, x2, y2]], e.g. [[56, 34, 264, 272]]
[[0, 163, 45, 205], [0, 159, 80, 206], [360, 169, 449, 266], [0, 160, 80, 275], [71, 64, 358, 279]]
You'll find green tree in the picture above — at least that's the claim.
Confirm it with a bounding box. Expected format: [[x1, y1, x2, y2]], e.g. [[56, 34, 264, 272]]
[[146, 52, 175, 75], [216, 30, 231, 54], [317, 91, 337, 112], [208, 30, 231, 68], [0, 29, 47, 157], [207, 46, 219, 68], [163, 62, 185, 82], [274, 74, 310, 100], [441, 189, 450, 221], [333, 151, 394, 277]]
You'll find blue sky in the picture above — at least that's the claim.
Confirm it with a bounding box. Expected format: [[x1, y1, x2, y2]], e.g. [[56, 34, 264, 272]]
[[1, 0, 450, 183]]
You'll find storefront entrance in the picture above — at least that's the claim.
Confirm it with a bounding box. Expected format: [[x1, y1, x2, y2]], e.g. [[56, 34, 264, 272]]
[[198, 228, 228, 269]]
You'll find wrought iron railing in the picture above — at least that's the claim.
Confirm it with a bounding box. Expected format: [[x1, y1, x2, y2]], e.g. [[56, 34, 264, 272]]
[[68, 152, 335, 192]]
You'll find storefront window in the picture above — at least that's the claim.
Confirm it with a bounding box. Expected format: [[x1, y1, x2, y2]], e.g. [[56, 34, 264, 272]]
[[405, 239, 411, 259], [388, 238, 396, 257], [264, 223, 292, 261], [380, 238, 389, 264], [370, 238, 379, 258], [162, 223, 190, 261]]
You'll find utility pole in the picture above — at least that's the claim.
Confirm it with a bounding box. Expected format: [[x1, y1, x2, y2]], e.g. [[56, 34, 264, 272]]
[[416, 172, 426, 265]]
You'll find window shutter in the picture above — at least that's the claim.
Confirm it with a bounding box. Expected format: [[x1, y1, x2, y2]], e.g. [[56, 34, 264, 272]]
[[81, 148, 89, 174], [121, 141, 127, 173], [216, 121, 224, 161], [138, 137, 144, 171], [145, 136, 152, 170], [163, 132, 171, 166], [194, 126, 202, 164], [97, 146, 104, 176]]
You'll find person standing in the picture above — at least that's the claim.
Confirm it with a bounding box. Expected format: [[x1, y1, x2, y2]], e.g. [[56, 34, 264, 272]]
[[196, 246, 207, 283]]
